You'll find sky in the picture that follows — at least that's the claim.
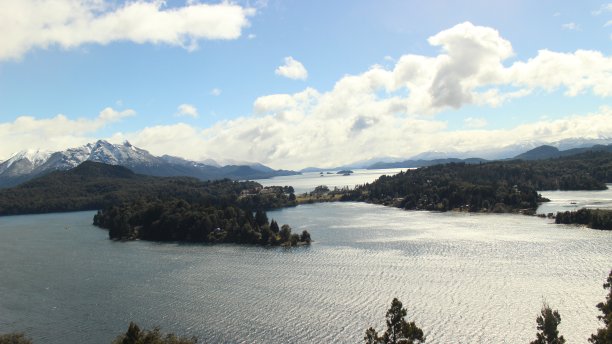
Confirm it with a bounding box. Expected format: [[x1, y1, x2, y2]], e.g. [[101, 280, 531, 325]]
[[0, 0, 611, 169]]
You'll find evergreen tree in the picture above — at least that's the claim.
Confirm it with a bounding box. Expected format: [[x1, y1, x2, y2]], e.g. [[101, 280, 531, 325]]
[[530, 303, 566, 344], [280, 224, 292, 242], [382, 298, 425, 344], [254, 209, 268, 227], [270, 220, 280, 233], [121, 322, 141, 344], [300, 230, 312, 243], [364, 327, 383, 344], [589, 270, 612, 344], [366, 298, 425, 344], [112, 322, 197, 344]]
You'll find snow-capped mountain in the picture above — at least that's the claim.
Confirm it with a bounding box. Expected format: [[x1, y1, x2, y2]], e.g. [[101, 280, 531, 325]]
[[0, 149, 51, 177], [0, 140, 298, 188]]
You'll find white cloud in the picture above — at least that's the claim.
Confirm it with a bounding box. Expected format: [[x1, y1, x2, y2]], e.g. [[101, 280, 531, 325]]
[[117, 22, 611, 168], [176, 104, 199, 118], [210, 88, 222, 96], [464, 117, 488, 129], [0, 107, 134, 160], [0, 0, 255, 60], [562, 22, 580, 30], [275, 56, 308, 80], [593, 3, 612, 15], [605, 20, 612, 27], [3, 22, 612, 169], [114, 106, 612, 169]]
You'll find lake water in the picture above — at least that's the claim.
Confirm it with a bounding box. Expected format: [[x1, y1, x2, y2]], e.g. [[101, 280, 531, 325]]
[[537, 184, 612, 214], [255, 168, 406, 194], [0, 176, 611, 343]]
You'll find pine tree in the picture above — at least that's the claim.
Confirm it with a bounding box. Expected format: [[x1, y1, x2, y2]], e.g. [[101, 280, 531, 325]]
[[589, 270, 612, 344], [364, 327, 382, 344], [365, 298, 425, 344], [530, 303, 565, 344]]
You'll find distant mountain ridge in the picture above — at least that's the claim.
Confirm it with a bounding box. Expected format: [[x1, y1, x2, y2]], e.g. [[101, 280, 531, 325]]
[[306, 137, 612, 171], [513, 144, 612, 160], [0, 140, 298, 188], [366, 157, 487, 170]]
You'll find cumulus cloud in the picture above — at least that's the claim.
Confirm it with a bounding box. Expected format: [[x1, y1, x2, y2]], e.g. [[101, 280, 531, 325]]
[[114, 106, 612, 169], [210, 88, 222, 96], [4, 22, 612, 169], [0, 107, 134, 160], [176, 103, 199, 118], [107, 22, 612, 168], [0, 0, 255, 60], [275, 56, 308, 80]]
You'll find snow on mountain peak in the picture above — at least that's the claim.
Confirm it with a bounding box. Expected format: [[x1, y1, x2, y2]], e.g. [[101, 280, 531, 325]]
[[4, 149, 50, 168], [0, 149, 51, 175]]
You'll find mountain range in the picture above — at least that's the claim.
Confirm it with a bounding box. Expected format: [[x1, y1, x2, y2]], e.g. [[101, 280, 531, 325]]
[[300, 137, 612, 172], [0, 140, 298, 188], [362, 143, 612, 170]]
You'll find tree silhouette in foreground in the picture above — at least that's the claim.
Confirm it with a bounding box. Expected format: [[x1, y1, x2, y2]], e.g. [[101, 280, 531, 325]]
[[365, 298, 425, 344], [530, 303, 565, 344], [112, 322, 197, 344], [0, 333, 32, 344], [589, 269, 612, 344]]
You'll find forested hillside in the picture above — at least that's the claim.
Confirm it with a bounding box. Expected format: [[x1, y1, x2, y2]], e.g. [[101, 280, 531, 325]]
[[343, 151, 612, 213], [0, 161, 296, 216]]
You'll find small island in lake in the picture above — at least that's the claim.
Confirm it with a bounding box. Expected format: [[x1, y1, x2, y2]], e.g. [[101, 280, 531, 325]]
[[94, 200, 312, 246], [0, 161, 312, 246], [337, 170, 353, 176]]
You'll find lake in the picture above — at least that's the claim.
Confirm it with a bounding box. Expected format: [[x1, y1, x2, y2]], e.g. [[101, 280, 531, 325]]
[[255, 168, 406, 194], [0, 176, 611, 343]]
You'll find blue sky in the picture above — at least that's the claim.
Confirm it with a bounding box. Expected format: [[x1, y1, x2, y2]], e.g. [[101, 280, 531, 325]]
[[0, 0, 611, 169]]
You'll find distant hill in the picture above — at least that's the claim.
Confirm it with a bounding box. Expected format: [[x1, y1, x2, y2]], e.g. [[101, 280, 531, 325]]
[[0, 140, 299, 188], [0, 161, 286, 216], [342, 151, 612, 214], [366, 157, 487, 170], [513, 144, 612, 160]]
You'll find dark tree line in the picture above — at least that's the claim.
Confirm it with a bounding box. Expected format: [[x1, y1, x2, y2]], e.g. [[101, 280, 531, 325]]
[[344, 151, 612, 213], [0, 161, 297, 216], [555, 208, 612, 230], [93, 199, 312, 246]]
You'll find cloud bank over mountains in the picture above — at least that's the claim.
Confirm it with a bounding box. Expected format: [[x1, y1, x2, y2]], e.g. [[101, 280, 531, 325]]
[[1, 21, 611, 169]]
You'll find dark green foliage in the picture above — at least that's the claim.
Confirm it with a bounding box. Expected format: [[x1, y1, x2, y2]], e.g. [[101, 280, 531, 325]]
[[364, 327, 382, 344], [345, 151, 612, 213], [555, 209, 612, 230], [300, 230, 312, 243], [0, 161, 297, 216], [366, 298, 425, 344], [94, 199, 310, 246], [0, 333, 32, 344], [112, 322, 197, 344], [530, 303, 565, 344], [590, 270, 612, 344], [312, 185, 330, 195]]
